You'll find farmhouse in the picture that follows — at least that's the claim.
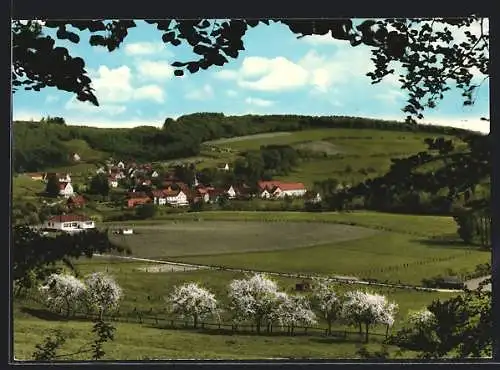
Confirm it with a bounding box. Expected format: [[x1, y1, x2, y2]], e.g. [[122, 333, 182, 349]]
[[117, 161, 125, 169], [152, 190, 168, 206], [164, 189, 189, 207], [272, 182, 307, 198], [194, 187, 210, 203], [43, 214, 95, 232], [59, 182, 74, 198], [304, 191, 322, 204], [72, 153, 81, 162]]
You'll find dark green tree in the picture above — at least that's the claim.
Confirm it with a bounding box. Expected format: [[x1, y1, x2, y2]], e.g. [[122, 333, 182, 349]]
[[135, 203, 156, 219], [45, 173, 60, 198], [89, 174, 110, 196]]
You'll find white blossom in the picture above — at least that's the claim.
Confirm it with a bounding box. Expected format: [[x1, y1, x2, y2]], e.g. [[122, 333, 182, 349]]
[[341, 290, 398, 340], [83, 272, 122, 318], [407, 308, 436, 328], [38, 273, 86, 316], [167, 282, 219, 328], [228, 273, 285, 332], [275, 294, 317, 329]]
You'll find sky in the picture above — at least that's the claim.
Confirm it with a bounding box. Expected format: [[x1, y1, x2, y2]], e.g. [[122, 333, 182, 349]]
[[12, 19, 490, 133]]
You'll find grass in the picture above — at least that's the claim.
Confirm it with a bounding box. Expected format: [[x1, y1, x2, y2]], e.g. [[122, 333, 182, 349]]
[[14, 306, 419, 360], [12, 175, 46, 199], [167, 232, 490, 285], [106, 210, 459, 237], [59, 139, 107, 162], [14, 262, 455, 360], [108, 221, 380, 258]]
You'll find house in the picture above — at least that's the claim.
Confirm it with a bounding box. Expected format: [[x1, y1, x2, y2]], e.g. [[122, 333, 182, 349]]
[[194, 187, 210, 203], [272, 183, 307, 198], [257, 180, 283, 192], [96, 167, 107, 174], [304, 191, 322, 204], [67, 195, 86, 209], [217, 163, 230, 171], [226, 185, 237, 199], [108, 176, 119, 188], [126, 195, 151, 208], [164, 189, 189, 207], [208, 188, 227, 203], [43, 214, 95, 232], [72, 153, 81, 162], [117, 161, 125, 169], [58, 173, 71, 183], [260, 189, 272, 199], [59, 182, 74, 198], [151, 190, 168, 206], [150, 170, 159, 178]]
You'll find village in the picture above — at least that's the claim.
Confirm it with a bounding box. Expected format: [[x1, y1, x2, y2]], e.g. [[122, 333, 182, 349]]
[[26, 158, 323, 233]]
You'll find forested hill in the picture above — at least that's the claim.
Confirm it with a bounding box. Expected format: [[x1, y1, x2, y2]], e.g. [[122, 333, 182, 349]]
[[13, 113, 477, 172]]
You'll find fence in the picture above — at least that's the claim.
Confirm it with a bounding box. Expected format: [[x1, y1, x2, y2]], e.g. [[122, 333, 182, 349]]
[[17, 293, 389, 342]]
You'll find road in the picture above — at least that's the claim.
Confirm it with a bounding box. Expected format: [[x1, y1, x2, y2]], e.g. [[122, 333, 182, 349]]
[[94, 254, 464, 293]]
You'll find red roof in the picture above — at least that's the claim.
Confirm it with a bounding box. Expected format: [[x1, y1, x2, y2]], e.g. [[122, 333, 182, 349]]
[[67, 195, 86, 205], [47, 214, 91, 223], [59, 182, 70, 190], [274, 182, 306, 191], [151, 190, 165, 198], [258, 181, 282, 190]]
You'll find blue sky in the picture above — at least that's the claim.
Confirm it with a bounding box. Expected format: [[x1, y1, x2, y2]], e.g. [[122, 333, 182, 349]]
[[12, 20, 490, 133]]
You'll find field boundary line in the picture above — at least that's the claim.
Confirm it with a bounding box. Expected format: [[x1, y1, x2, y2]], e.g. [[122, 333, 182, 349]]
[[93, 254, 463, 293]]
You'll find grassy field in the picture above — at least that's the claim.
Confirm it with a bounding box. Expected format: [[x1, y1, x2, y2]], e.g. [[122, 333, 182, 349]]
[[106, 210, 458, 237], [104, 211, 490, 286], [12, 175, 46, 199], [108, 221, 380, 258], [14, 260, 454, 360]]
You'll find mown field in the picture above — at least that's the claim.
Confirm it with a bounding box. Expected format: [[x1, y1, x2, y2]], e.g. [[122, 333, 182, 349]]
[[105, 211, 490, 286]]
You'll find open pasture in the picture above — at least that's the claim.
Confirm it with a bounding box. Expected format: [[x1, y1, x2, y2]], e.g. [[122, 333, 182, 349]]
[[108, 221, 380, 258]]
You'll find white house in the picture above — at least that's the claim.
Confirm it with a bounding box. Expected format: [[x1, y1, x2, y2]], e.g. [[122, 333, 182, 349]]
[[72, 153, 81, 162], [260, 189, 272, 199], [218, 163, 230, 171], [165, 190, 189, 207], [152, 190, 168, 206], [58, 173, 71, 183], [151, 170, 159, 178], [305, 191, 322, 204], [43, 214, 95, 232], [272, 183, 307, 198], [226, 186, 237, 199], [108, 176, 119, 188], [59, 182, 74, 198], [96, 167, 106, 174], [117, 161, 125, 169]]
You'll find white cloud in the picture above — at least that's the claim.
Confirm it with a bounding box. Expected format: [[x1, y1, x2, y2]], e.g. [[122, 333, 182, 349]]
[[134, 85, 165, 103], [185, 84, 214, 100], [45, 95, 59, 103], [374, 89, 406, 104], [124, 42, 168, 56], [90, 65, 134, 103], [136, 60, 174, 80], [245, 97, 274, 107], [226, 90, 238, 97], [214, 70, 238, 80], [300, 31, 352, 47]]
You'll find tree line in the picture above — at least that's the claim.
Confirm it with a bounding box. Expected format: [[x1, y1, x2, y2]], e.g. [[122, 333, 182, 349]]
[[13, 113, 474, 173]]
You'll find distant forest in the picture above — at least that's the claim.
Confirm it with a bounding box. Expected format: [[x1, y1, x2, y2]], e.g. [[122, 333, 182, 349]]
[[13, 113, 477, 172]]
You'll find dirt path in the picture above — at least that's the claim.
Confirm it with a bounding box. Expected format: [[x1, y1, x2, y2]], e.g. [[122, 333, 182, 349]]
[[94, 254, 463, 293], [464, 275, 491, 291]]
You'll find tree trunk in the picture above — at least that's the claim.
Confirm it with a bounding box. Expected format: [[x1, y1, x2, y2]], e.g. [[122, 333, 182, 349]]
[[358, 322, 362, 335], [193, 314, 198, 329], [256, 319, 261, 334], [365, 323, 370, 343], [328, 320, 332, 336], [65, 299, 71, 317], [385, 324, 390, 338]]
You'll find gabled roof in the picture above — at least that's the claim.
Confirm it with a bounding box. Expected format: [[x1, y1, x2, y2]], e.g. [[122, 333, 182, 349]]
[[59, 182, 71, 190], [274, 182, 306, 191], [47, 214, 91, 223], [257, 180, 282, 190]]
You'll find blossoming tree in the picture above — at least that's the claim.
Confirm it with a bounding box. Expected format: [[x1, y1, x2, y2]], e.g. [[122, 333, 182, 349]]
[[167, 282, 220, 329], [38, 272, 86, 317], [341, 290, 398, 342], [311, 279, 343, 335], [228, 273, 285, 334], [83, 272, 123, 320], [275, 294, 317, 335]]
